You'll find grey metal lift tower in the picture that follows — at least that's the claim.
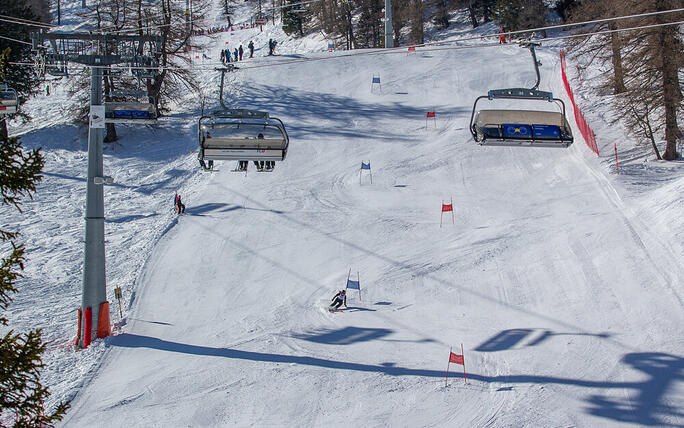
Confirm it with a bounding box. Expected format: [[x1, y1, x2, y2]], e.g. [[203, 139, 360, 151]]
[[31, 31, 162, 348], [385, 0, 394, 48]]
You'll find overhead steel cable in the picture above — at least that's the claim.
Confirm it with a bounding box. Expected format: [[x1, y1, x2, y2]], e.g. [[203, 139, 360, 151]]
[[0, 34, 34, 46], [14, 9, 684, 73], [12, 18, 684, 73], [0, 14, 54, 28]]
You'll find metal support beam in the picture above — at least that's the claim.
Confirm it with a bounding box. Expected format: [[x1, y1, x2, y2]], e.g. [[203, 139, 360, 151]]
[[384, 0, 394, 48], [79, 65, 107, 348], [30, 30, 162, 348], [521, 42, 542, 91]]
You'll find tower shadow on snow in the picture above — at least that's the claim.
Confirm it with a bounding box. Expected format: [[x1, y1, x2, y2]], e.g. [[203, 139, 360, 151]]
[[108, 333, 683, 425]]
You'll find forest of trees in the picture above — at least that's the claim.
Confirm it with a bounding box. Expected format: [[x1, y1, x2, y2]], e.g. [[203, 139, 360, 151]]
[[567, 0, 683, 160]]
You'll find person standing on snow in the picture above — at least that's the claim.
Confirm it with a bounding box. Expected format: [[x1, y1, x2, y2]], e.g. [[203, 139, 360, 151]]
[[238, 44, 244, 61], [330, 289, 347, 310], [248, 40, 254, 58], [234, 48, 239, 62], [174, 192, 186, 214]]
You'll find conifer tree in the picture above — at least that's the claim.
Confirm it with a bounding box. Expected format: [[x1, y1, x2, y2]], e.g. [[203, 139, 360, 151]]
[[0, 53, 69, 427]]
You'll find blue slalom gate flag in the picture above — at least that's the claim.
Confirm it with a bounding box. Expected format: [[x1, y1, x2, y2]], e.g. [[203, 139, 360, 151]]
[[359, 161, 372, 184], [346, 278, 360, 290], [345, 269, 361, 302], [372, 76, 381, 84]]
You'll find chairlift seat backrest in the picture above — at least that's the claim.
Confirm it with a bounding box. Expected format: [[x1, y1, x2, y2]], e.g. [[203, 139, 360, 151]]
[[473, 109, 573, 147], [0, 88, 19, 114], [105, 102, 157, 122], [198, 112, 289, 162]]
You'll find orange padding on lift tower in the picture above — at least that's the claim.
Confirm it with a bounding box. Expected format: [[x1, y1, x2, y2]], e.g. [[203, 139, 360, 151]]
[[97, 301, 111, 338]]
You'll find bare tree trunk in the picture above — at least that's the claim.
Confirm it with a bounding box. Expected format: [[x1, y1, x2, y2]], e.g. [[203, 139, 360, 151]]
[[656, 0, 682, 160], [467, 2, 478, 27], [609, 21, 626, 94], [0, 119, 7, 141]]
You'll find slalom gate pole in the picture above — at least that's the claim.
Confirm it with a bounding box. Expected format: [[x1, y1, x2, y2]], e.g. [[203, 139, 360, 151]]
[[358, 271, 361, 302], [614, 142, 619, 174], [445, 346, 452, 387], [461, 343, 467, 385], [451, 197, 454, 224]]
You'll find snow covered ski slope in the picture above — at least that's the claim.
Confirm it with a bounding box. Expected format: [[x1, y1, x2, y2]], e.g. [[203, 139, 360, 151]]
[[56, 29, 684, 427]]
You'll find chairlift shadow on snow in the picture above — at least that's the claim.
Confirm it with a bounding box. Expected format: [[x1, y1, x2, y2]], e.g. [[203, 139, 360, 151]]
[[184, 202, 285, 216], [475, 328, 612, 352], [107, 213, 159, 224], [135, 168, 186, 195], [108, 333, 684, 425], [293, 326, 391, 345]]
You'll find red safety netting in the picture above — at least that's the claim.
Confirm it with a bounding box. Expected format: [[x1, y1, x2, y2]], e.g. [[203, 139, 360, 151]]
[[560, 49, 599, 156]]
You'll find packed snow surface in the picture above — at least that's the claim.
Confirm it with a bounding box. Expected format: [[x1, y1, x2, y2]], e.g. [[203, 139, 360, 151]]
[[3, 2, 683, 427]]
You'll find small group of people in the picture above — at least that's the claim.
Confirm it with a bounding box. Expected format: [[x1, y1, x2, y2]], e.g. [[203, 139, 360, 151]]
[[221, 41, 255, 63], [268, 39, 278, 55], [174, 192, 186, 215], [235, 133, 275, 172], [221, 45, 245, 63]]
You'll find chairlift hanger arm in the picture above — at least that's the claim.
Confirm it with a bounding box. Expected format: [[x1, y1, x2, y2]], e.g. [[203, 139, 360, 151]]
[[216, 65, 238, 110], [519, 42, 542, 91]]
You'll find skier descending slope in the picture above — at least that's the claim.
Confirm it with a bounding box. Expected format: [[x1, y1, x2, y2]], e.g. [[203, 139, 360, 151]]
[[329, 289, 347, 312]]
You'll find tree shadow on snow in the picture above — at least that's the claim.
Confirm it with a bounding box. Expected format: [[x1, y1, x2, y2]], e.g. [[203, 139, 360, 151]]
[[108, 333, 684, 426], [223, 83, 468, 142]]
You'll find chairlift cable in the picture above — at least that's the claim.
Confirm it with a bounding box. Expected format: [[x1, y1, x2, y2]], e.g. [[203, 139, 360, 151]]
[[12, 16, 683, 73], [0, 34, 34, 46], [0, 14, 54, 28]]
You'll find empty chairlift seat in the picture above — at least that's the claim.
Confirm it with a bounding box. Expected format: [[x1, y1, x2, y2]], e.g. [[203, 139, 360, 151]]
[[198, 109, 289, 163], [104, 102, 157, 123]]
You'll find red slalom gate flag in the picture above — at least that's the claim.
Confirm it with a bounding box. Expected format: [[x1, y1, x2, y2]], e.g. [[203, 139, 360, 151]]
[[449, 352, 464, 365], [426, 111, 436, 129], [440, 198, 454, 228], [445, 344, 467, 386]]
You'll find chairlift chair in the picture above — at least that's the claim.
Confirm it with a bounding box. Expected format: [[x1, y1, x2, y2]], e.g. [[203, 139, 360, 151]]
[[197, 108, 289, 167], [104, 90, 158, 124], [469, 43, 573, 148], [0, 85, 19, 116]]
